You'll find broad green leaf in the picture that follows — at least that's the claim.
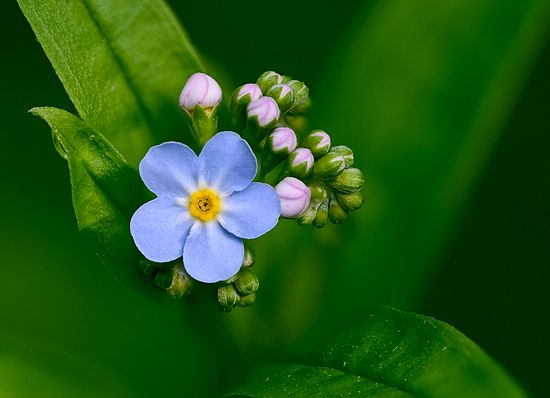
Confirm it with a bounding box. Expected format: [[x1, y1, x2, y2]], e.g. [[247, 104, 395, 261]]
[[18, 0, 203, 166], [31, 106, 159, 296], [226, 307, 525, 398]]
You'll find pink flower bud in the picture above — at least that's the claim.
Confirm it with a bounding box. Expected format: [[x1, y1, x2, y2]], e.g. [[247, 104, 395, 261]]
[[179, 72, 222, 112], [268, 127, 297, 155], [275, 177, 311, 218], [288, 147, 314, 177], [247, 97, 280, 128], [237, 83, 262, 102]]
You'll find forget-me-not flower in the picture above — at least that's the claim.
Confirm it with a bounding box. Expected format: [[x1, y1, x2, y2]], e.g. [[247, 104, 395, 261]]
[[130, 132, 281, 283]]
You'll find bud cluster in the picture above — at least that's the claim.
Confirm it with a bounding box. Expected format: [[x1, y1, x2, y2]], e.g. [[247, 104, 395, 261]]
[[217, 247, 259, 312], [227, 71, 364, 226], [267, 129, 364, 225], [228, 71, 311, 144], [296, 139, 364, 227]]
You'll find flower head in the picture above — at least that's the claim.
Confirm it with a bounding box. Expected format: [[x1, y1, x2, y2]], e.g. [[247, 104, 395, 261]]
[[130, 132, 281, 283], [179, 72, 222, 112]]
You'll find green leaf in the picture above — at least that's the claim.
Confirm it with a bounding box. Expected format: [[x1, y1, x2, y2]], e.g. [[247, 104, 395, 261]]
[[31, 106, 159, 297], [226, 307, 526, 398], [18, 0, 203, 166], [319, 0, 550, 304]]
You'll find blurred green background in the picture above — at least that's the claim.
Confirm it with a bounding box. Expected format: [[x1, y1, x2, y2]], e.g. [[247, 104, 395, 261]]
[[2, 0, 549, 396]]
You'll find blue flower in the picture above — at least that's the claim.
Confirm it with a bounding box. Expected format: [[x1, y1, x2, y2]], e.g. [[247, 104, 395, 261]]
[[130, 132, 281, 283]]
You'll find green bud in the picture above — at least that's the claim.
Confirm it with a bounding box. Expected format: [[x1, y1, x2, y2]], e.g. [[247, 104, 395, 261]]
[[242, 245, 256, 268], [328, 168, 364, 193], [301, 130, 331, 158], [297, 183, 328, 225], [257, 71, 283, 93], [218, 284, 240, 311], [154, 267, 192, 299], [329, 197, 348, 224], [234, 269, 260, 295], [312, 198, 329, 228], [237, 293, 257, 307], [331, 145, 354, 168], [287, 80, 310, 112], [281, 75, 293, 84], [266, 84, 294, 113], [313, 152, 346, 179], [336, 190, 364, 212]]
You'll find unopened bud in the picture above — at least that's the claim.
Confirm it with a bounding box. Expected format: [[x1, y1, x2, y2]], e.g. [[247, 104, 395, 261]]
[[237, 293, 257, 307], [329, 197, 348, 224], [266, 84, 294, 113], [257, 71, 284, 93], [331, 145, 354, 168], [312, 199, 329, 228], [234, 269, 259, 295], [275, 177, 311, 218], [297, 183, 328, 225], [302, 130, 331, 158], [288, 148, 314, 178], [231, 83, 263, 129], [242, 245, 256, 268], [313, 152, 346, 179], [267, 127, 297, 156], [329, 168, 364, 193], [236, 83, 262, 102], [179, 72, 222, 112], [218, 284, 240, 311], [287, 80, 309, 111], [179, 73, 222, 145], [154, 267, 192, 299], [336, 190, 364, 212], [247, 96, 280, 134]]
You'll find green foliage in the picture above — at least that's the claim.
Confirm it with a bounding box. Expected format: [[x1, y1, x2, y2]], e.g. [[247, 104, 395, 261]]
[[249, 0, 550, 342], [314, 0, 550, 306], [226, 307, 525, 398], [30, 107, 158, 296], [18, 0, 204, 166], [0, 343, 129, 398], [10, 0, 550, 396]]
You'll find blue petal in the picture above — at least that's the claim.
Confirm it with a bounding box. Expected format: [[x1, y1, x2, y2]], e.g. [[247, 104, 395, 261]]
[[130, 197, 193, 263], [219, 182, 281, 239], [139, 142, 199, 197], [199, 132, 257, 194], [183, 222, 244, 283]]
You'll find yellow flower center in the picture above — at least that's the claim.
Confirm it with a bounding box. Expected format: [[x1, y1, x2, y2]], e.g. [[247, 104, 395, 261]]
[[188, 189, 221, 222]]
